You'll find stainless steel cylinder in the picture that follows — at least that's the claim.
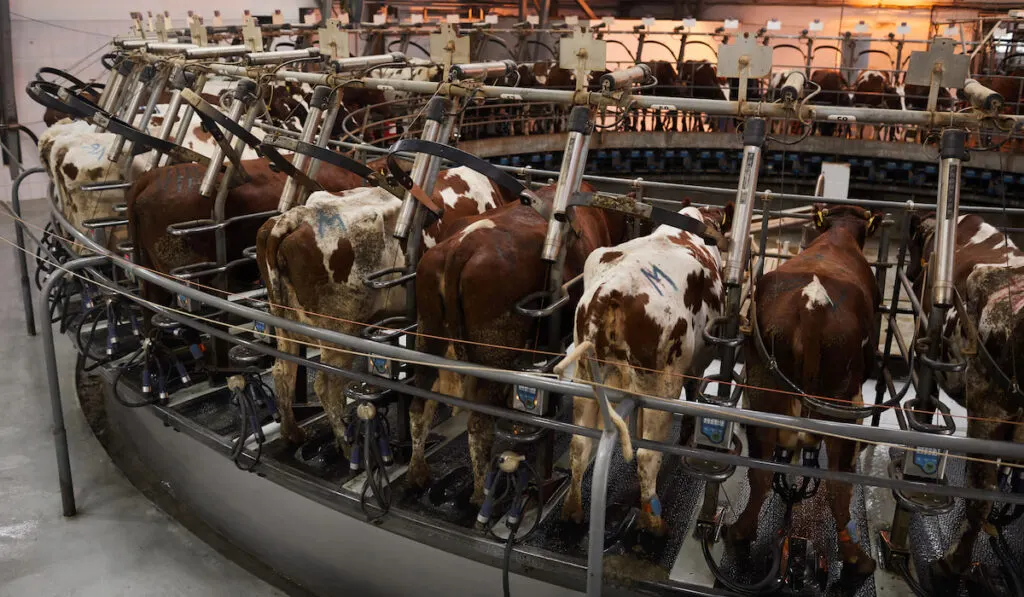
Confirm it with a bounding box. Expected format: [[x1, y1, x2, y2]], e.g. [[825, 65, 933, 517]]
[[199, 94, 248, 197], [963, 78, 1004, 113], [277, 86, 331, 212], [724, 118, 766, 286], [145, 42, 198, 54], [542, 106, 593, 262], [95, 67, 123, 112], [162, 72, 208, 167], [780, 70, 806, 102], [449, 60, 516, 81], [393, 97, 449, 240], [245, 48, 321, 65], [298, 91, 344, 206], [107, 66, 154, 162], [213, 98, 264, 265], [120, 65, 172, 173], [333, 52, 406, 73], [599, 64, 651, 92], [185, 45, 250, 59], [931, 130, 966, 307], [144, 65, 186, 170]]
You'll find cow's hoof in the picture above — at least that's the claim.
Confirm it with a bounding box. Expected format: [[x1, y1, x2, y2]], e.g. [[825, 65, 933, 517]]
[[629, 526, 669, 559], [281, 425, 307, 446], [406, 461, 431, 490], [561, 500, 585, 525], [836, 556, 876, 597], [638, 511, 668, 538], [927, 558, 964, 597]]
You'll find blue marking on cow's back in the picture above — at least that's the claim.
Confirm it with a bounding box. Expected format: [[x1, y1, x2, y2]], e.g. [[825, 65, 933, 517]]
[[640, 265, 677, 296], [317, 211, 346, 237]]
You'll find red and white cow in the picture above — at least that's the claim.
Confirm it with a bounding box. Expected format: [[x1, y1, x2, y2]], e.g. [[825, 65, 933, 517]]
[[255, 167, 510, 447], [563, 202, 731, 535]]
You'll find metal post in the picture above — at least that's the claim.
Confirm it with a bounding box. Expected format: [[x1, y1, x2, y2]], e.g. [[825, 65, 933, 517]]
[[277, 85, 331, 212], [213, 87, 263, 265], [393, 97, 449, 241], [719, 117, 765, 393], [39, 255, 109, 516], [916, 129, 966, 412], [870, 215, 893, 374], [145, 64, 187, 170], [199, 79, 253, 198], [298, 90, 343, 207], [119, 63, 172, 175], [11, 167, 45, 336], [106, 64, 154, 162], [586, 354, 635, 597], [542, 106, 593, 263], [161, 72, 208, 167], [0, 0, 22, 182], [872, 211, 907, 428]]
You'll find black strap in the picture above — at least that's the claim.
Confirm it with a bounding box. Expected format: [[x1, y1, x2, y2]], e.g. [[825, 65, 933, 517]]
[[388, 138, 528, 198], [56, 87, 212, 167], [257, 135, 326, 193], [263, 134, 374, 181], [568, 192, 724, 247], [181, 89, 263, 148]]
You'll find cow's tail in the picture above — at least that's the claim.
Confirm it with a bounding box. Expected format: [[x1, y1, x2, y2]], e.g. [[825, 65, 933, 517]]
[[582, 295, 635, 463], [440, 246, 470, 347], [257, 214, 294, 306]]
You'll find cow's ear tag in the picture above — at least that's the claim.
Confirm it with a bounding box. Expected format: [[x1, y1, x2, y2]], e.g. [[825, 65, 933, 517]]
[[815, 210, 824, 227]]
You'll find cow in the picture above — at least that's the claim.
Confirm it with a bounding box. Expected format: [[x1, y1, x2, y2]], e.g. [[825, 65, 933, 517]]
[[728, 204, 881, 594], [562, 201, 732, 535], [899, 83, 956, 143], [254, 167, 511, 447], [407, 182, 631, 505], [851, 70, 899, 140], [634, 60, 683, 132], [906, 213, 1024, 592], [808, 69, 851, 138], [678, 60, 726, 132]]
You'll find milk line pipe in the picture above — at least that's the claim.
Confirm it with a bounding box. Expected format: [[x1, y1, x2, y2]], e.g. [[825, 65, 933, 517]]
[[264, 126, 1024, 216], [162, 72, 208, 167], [42, 199, 1024, 464], [145, 63, 187, 170], [33, 252, 1024, 510], [198, 79, 255, 198]]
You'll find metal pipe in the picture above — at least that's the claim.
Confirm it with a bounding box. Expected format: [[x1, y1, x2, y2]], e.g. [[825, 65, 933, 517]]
[[542, 106, 592, 262], [245, 48, 321, 65], [599, 64, 650, 92], [94, 63, 122, 111], [393, 97, 448, 240], [199, 79, 253, 198], [449, 60, 516, 81], [277, 85, 331, 211], [40, 255, 109, 516], [931, 130, 966, 308], [963, 78, 1004, 112], [145, 64, 186, 170], [53, 199, 1024, 463], [184, 45, 250, 59], [213, 98, 264, 266], [163, 72, 208, 167], [120, 64, 171, 175], [106, 65, 154, 162], [724, 118, 765, 287], [144, 42, 198, 54], [11, 167, 45, 336], [298, 90, 344, 206], [96, 60, 133, 130], [587, 396, 635, 597]]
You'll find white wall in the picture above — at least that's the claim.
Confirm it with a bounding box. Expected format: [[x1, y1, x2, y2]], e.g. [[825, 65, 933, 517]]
[[1, 2, 316, 199]]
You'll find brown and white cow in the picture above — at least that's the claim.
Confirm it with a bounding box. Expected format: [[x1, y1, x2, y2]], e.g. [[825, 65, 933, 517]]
[[408, 183, 631, 504], [907, 213, 1024, 589], [851, 70, 899, 140], [729, 204, 881, 592], [809, 69, 851, 138], [255, 167, 511, 447], [562, 202, 732, 535]]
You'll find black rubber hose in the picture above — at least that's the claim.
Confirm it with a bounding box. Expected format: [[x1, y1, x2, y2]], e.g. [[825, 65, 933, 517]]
[[700, 527, 783, 595], [503, 527, 517, 597]]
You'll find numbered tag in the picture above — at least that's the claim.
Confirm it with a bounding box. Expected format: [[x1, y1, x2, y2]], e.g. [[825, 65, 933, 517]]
[[828, 114, 856, 122], [272, 9, 284, 25], [766, 19, 781, 31]]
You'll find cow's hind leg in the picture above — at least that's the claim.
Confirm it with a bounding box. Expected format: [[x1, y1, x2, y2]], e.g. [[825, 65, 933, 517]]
[[271, 328, 306, 445], [932, 416, 1005, 587], [726, 418, 775, 549], [562, 365, 598, 523], [634, 373, 680, 536], [825, 437, 876, 593], [318, 345, 355, 452], [466, 379, 502, 505]]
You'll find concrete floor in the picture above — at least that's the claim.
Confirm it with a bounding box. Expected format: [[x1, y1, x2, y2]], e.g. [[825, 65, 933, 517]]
[[0, 198, 286, 597]]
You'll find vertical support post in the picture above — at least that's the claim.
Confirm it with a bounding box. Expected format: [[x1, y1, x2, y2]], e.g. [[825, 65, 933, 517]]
[[299, 89, 344, 207], [872, 208, 912, 427], [0, 0, 22, 182], [145, 64, 187, 170], [119, 63, 172, 175], [719, 117, 765, 394], [198, 80, 252, 199], [916, 129, 965, 416], [212, 92, 264, 267], [277, 85, 332, 212], [11, 167, 45, 336], [162, 72, 209, 167], [106, 64, 153, 163], [585, 353, 634, 597], [39, 255, 109, 517], [870, 215, 893, 380]]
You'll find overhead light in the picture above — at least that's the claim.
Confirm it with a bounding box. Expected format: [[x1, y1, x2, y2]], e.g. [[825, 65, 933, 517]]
[[767, 18, 782, 31], [854, 20, 869, 33], [809, 19, 824, 32], [897, 22, 911, 35], [724, 18, 739, 29], [682, 17, 697, 28]]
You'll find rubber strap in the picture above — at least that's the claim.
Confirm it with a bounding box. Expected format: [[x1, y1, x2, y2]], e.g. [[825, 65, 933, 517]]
[[257, 135, 327, 193], [568, 192, 724, 247]]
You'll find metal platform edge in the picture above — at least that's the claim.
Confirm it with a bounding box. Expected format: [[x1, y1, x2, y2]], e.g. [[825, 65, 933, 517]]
[[88, 366, 730, 597]]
